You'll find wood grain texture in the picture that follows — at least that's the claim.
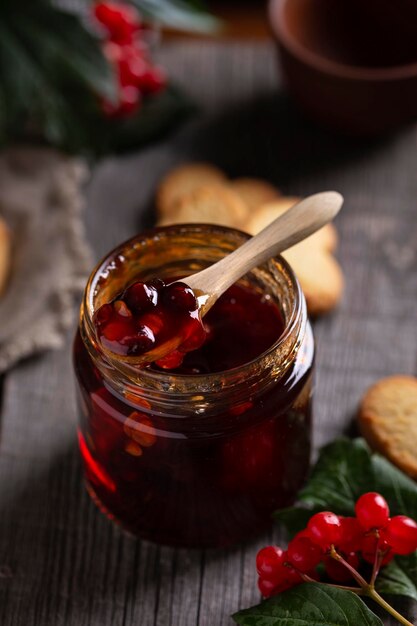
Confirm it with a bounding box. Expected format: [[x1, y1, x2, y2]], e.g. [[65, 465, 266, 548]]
[[1, 41, 417, 625]]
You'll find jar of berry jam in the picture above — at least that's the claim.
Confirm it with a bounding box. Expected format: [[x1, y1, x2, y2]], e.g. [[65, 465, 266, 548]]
[[73, 224, 314, 548]]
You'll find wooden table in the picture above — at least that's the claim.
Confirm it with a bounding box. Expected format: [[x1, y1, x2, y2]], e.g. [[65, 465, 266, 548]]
[[1, 40, 417, 625]]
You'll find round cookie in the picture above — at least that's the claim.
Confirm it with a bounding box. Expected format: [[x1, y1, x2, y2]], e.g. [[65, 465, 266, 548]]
[[0, 217, 11, 296], [245, 198, 338, 252], [358, 376, 417, 479], [230, 178, 281, 212], [157, 185, 248, 229], [156, 163, 227, 218], [283, 242, 344, 316]]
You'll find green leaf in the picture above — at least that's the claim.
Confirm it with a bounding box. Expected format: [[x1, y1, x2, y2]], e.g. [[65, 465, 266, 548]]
[[76, 84, 194, 157], [275, 438, 417, 534], [274, 438, 373, 532], [274, 438, 417, 603], [134, 0, 222, 33], [377, 554, 417, 603], [372, 454, 417, 520], [232, 583, 383, 626], [0, 1, 194, 155]]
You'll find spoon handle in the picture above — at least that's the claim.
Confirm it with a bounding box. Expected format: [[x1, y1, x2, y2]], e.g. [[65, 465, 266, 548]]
[[186, 191, 343, 311]]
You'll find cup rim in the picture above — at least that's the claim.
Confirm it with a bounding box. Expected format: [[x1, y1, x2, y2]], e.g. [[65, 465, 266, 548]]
[[269, 0, 417, 81]]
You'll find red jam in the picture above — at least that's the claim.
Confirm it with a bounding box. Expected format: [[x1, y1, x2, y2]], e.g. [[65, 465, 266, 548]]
[[74, 280, 313, 547], [161, 283, 285, 373], [93, 278, 206, 368]]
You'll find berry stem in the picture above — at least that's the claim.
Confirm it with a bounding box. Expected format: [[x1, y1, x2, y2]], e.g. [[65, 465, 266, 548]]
[[368, 589, 415, 626], [370, 549, 383, 587], [329, 546, 369, 588], [299, 571, 363, 594]]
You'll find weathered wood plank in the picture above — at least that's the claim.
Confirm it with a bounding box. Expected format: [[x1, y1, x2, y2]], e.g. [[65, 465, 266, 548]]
[[0, 41, 416, 626]]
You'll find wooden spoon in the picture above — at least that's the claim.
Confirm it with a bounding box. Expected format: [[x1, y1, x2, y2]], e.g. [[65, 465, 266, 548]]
[[186, 191, 343, 314], [104, 191, 343, 365]]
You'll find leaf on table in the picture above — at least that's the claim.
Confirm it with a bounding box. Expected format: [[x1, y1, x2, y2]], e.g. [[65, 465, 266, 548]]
[[372, 454, 417, 520], [377, 553, 417, 603], [232, 582, 383, 626], [274, 438, 373, 532], [275, 438, 417, 534]]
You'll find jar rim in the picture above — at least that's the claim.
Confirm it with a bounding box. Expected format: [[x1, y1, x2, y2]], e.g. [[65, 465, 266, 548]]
[[82, 224, 306, 390]]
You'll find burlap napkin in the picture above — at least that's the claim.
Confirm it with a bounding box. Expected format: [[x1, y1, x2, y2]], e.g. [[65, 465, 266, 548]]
[[0, 146, 93, 372]]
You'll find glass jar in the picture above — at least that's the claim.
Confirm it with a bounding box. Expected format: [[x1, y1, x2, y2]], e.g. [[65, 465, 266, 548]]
[[73, 224, 314, 548]]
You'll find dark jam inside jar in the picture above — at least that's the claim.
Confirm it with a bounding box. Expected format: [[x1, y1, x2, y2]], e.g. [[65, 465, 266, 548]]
[[74, 226, 314, 548], [161, 283, 285, 374]]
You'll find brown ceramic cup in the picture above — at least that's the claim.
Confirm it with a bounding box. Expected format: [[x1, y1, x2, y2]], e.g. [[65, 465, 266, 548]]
[[269, 0, 417, 134]]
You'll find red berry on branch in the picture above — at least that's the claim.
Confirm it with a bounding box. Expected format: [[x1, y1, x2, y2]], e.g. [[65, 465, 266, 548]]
[[119, 53, 147, 87], [94, 1, 140, 44], [324, 551, 359, 583], [258, 576, 291, 598], [256, 546, 286, 580], [258, 577, 278, 598], [287, 535, 322, 572], [118, 85, 141, 115], [355, 492, 390, 531], [361, 534, 393, 565], [384, 515, 417, 555], [307, 511, 342, 549], [338, 516, 363, 553], [138, 65, 166, 94]]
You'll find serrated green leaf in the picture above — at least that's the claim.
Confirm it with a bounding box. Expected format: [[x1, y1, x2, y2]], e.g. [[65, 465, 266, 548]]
[[377, 554, 417, 603], [372, 454, 417, 520], [232, 583, 383, 626], [275, 438, 417, 535], [274, 439, 373, 533]]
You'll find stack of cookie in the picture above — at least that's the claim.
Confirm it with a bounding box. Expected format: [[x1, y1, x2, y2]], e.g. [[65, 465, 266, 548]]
[[156, 162, 344, 316]]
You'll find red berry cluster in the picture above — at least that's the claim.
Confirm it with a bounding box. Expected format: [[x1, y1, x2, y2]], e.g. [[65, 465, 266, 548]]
[[93, 278, 206, 367], [257, 492, 417, 598], [93, 1, 166, 117]]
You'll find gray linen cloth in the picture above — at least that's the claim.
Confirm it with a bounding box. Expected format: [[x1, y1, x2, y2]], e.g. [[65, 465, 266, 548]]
[[0, 146, 93, 372]]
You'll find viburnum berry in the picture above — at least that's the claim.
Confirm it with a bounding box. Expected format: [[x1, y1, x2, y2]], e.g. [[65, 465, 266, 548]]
[[355, 492, 390, 530], [258, 576, 291, 598], [287, 535, 322, 572], [324, 551, 359, 583], [361, 534, 393, 566], [384, 515, 417, 555], [307, 511, 342, 549], [138, 65, 167, 94], [338, 516, 363, 553], [256, 546, 286, 580], [94, 1, 140, 44], [123, 281, 158, 312], [119, 85, 141, 115], [162, 282, 198, 312]]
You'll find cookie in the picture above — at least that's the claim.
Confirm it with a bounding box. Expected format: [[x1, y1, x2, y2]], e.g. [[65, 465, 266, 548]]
[[244, 197, 343, 315], [230, 178, 281, 212], [157, 185, 248, 229], [0, 217, 11, 296], [244, 198, 338, 252], [156, 163, 227, 218], [358, 376, 417, 479], [283, 241, 344, 315]]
